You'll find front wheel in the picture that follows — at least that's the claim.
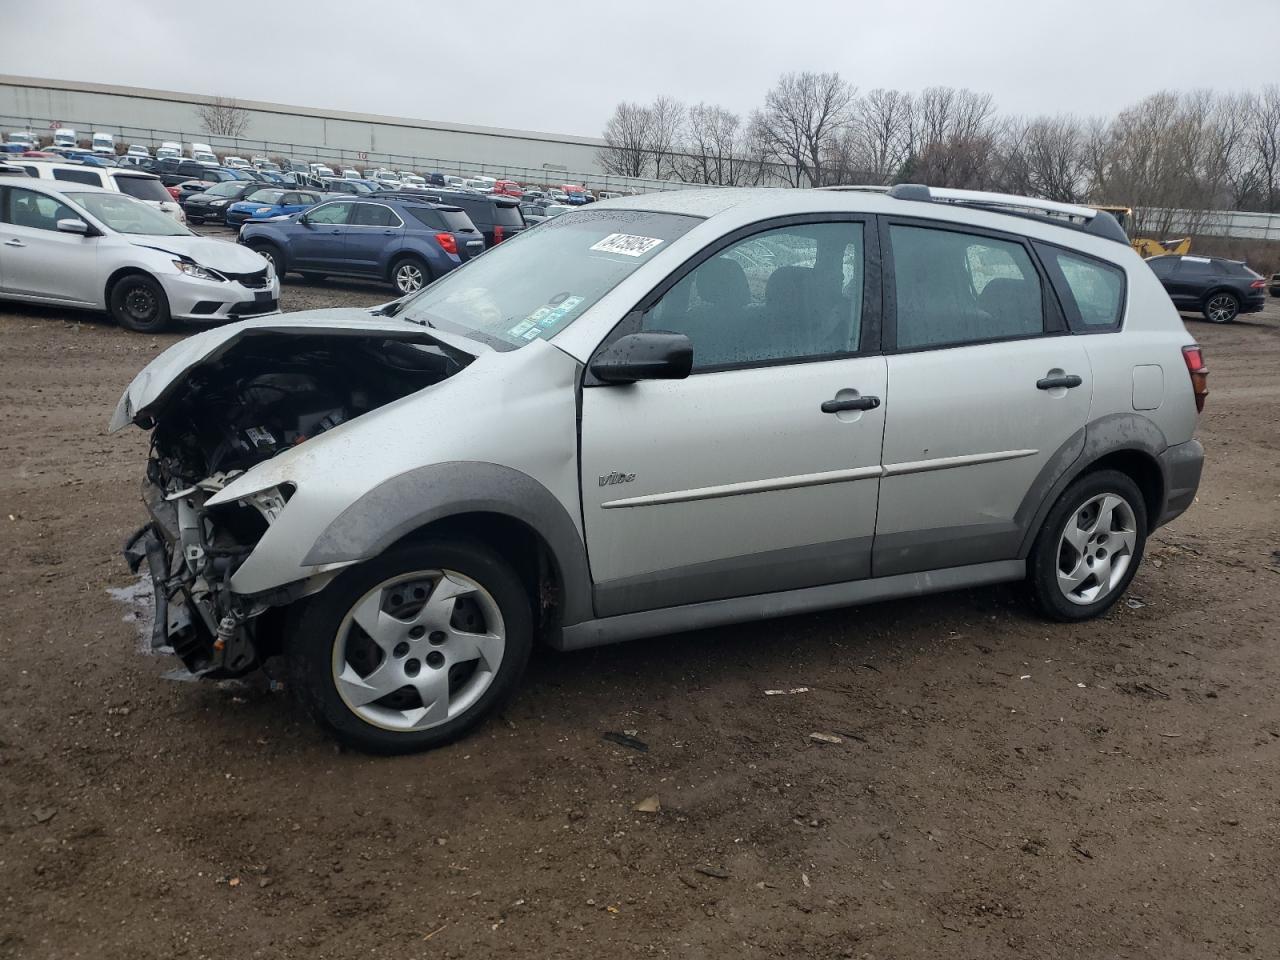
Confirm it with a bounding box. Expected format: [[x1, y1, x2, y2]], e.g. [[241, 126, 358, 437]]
[[249, 243, 284, 277], [1203, 292, 1239, 324], [1027, 469, 1147, 622], [108, 273, 171, 333], [287, 540, 533, 754]]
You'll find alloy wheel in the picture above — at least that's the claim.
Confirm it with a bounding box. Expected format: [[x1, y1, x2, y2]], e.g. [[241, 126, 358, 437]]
[[395, 263, 424, 293], [331, 569, 505, 732], [1056, 493, 1138, 605], [1205, 294, 1238, 323]]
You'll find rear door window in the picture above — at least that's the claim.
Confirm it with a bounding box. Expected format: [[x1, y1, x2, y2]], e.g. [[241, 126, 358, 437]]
[[889, 224, 1045, 350], [351, 203, 400, 227]]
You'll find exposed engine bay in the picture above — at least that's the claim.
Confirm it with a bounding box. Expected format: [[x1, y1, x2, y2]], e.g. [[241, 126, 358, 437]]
[[124, 332, 469, 677]]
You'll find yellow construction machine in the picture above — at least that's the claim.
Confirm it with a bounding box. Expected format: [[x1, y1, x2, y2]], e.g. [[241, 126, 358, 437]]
[[1093, 205, 1191, 258]]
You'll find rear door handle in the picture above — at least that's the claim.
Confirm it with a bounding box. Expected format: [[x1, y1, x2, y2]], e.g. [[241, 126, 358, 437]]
[[821, 395, 881, 414], [1036, 374, 1083, 390], [4, 238, 25, 247]]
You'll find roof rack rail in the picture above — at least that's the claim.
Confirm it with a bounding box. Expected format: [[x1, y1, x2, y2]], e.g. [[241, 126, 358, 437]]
[[886, 183, 1128, 244], [814, 184, 891, 194]]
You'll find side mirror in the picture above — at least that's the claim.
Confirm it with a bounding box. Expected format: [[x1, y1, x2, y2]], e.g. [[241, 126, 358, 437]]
[[590, 332, 693, 384], [56, 218, 90, 235]]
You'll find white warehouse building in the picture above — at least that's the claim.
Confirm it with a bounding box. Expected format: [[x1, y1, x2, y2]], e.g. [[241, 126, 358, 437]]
[[0, 74, 678, 191]]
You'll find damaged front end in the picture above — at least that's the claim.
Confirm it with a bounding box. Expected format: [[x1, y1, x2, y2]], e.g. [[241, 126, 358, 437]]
[[116, 317, 475, 677]]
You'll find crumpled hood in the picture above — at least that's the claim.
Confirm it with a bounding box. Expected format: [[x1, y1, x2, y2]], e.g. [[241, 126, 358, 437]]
[[108, 309, 487, 431], [128, 234, 268, 273]]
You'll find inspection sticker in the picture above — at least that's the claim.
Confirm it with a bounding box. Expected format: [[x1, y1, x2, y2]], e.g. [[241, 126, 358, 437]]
[[590, 233, 664, 257]]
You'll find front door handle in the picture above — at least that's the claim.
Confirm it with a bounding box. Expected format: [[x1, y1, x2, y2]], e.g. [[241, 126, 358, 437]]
[[4, 238, 26, 247], [821, 395, 881, 414], [1036, 374, 1083, 390]]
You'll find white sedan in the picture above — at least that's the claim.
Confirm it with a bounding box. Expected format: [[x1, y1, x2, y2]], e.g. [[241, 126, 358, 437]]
[[0, 179, 279, 332]]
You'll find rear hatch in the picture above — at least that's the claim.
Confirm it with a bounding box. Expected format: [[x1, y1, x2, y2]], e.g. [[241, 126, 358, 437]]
[[490, 199, 526, 244], [436, 206, 485, 260]]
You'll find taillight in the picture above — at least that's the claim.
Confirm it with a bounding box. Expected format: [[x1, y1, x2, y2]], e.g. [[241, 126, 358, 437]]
[[167, 186, 180, 200], [493, 225, 505, 244], [434, 232, 458, 255], [1182, 344, 1208, 413], [1250, 279, 1265, 289]]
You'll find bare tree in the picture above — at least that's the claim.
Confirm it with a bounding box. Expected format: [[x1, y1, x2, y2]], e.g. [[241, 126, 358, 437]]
[[754, 71, 856, 186], [680, 103, 752, 185], [905, 87, 998, 188], [647, 96, 686, 181], [195, 96, 250, 139], [1001, 114, 1088, 202], [853, 88, 915, 184], [1252, 84, 1280, 212], [599, 101, 654, 178]]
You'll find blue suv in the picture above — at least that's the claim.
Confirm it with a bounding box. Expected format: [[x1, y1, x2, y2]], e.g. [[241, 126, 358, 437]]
[[237, 197, 485, 292]]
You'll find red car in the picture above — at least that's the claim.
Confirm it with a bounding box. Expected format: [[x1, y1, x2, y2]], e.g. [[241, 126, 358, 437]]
[[492, 179, 523, 198]]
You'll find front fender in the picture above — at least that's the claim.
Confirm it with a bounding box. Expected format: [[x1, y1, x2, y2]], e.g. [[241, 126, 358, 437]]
[[302, 461, 594, 625]]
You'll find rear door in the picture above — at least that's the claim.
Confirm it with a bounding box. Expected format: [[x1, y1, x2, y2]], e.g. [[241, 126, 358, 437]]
[[345, 202, 403, 276], [290, 200, 354, 271], [580, 217, 886, 616], [872, 218, 1093, 576]]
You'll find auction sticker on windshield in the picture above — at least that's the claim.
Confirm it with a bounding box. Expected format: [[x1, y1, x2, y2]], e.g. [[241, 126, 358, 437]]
[[589, 233, 664, 257]]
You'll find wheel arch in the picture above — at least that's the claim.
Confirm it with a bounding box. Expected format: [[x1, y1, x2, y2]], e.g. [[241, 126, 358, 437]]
[[1017, 413, 1169, 557], [103, 265, 157, 307], [301, 462, 594, 628], [387, 249, 430, 283]]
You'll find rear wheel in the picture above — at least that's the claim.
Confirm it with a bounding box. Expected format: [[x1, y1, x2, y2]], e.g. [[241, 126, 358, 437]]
[[1028, 469, 1147, 622], [391, 255, 429, 294], [287, 540, 533, 754], [1203, 292, 1239, 323], [108, 274, 171, 333], [249, 242, 285, 277]]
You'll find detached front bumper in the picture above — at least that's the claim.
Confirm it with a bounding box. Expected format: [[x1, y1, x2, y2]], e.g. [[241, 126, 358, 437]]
[[159, 272, 281, 321]]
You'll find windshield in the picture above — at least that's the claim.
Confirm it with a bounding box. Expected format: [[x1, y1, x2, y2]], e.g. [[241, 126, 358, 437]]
[[398, 209, 699, 349], [67, 192, 192, 236], [206, 181, 247, 197], [246, 189, 284, 204]]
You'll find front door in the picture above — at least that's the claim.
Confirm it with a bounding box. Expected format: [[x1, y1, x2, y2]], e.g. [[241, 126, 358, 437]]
[[0, 186, 99, 304], [872, 219, 1094, 576], [290, 200, 353, 271], [581, 218, 886, 617]]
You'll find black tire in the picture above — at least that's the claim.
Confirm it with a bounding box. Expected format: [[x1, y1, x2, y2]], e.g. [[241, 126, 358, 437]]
[[187, 215, 205, 225], [1028, 469, 1147, 622], [1202, 291, 1239, 324], [287, 539, 533, 754], [108, 273, 171, 333], [248, 242, 285, 277], [390, 255, 430, 295], [300, 272, 326, 282]]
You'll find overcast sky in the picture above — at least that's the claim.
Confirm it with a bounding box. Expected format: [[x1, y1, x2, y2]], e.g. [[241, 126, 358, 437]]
[[7, 0, 1277, 138]]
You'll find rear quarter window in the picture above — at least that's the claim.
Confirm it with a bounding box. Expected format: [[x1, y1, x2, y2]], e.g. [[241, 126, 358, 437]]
[[1037, 244, 1126, 331], [53, 168, 104, 187], [113, 176, 170, 202], [407, 207, 445, 230]]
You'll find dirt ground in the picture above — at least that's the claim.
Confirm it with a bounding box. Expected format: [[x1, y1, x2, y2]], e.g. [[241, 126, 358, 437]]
[[1, 264, 1278, 960]]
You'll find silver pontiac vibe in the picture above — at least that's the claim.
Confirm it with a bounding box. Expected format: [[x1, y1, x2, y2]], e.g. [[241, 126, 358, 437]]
[[112, 185, 1205, 753]]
